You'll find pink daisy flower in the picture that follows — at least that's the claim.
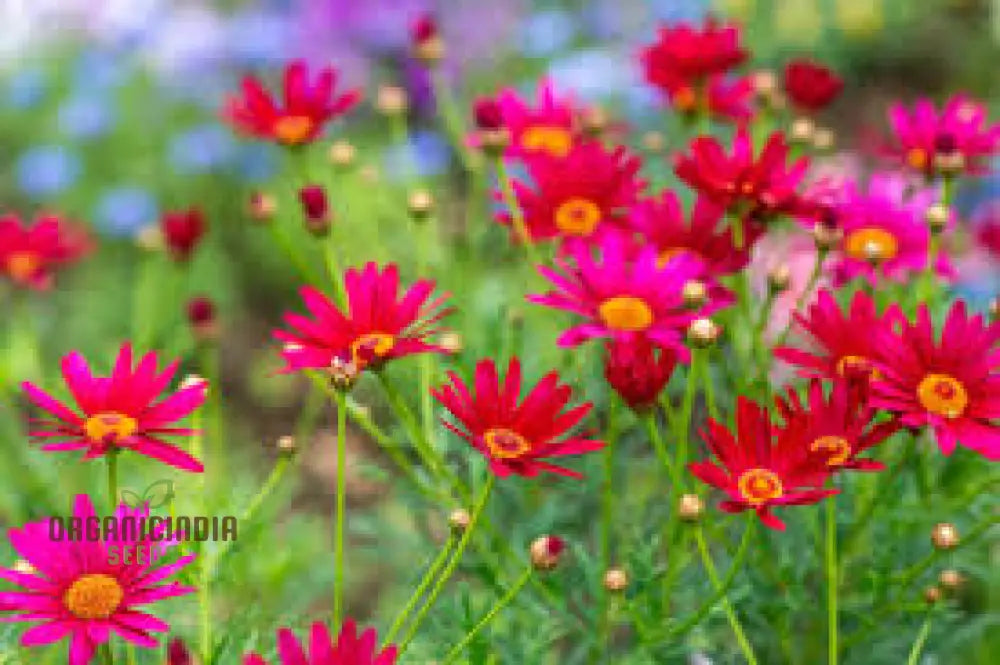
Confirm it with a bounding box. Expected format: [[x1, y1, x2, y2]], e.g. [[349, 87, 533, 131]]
[[871, 301, 1000, 461], [243, 619, 397, 665], [0, 494, 195, 664], [528, 234, 703, 359], [493, 78, 581, 161], [21, 344, 207, 472]]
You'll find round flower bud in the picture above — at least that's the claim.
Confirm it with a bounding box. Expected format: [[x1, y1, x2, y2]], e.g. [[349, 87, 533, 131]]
[[789, 117, 815, 144], [603, 567, 629, 593], [934, 151, 965, 176], [135, 225, 164, 252], [923, 586, 941, 605], [186, 296, 218, 342], [682, 280, 708, 309], [180, 375, 208, 392], [439, 331, 463, 354], [329, 356, 360, 392], [641, 131, 665, 153], [813, 220, 842, 252], [299, 185, 331, 237], [277, 435, 296, 454], [328, 140, 356, 169], [408, 189, 435, 220], [478, 128, 511, 156], [448, 509, 471, 534], [376, 85, 408, 116], [925, 204, 949, 234], [938, 569, 964, 591], [473, 98, 503, 131], [990, 297, 999, 321], [752, 70, 777, 97], [12, 559, 34, 575], [678, 493, 704, 522], [812, 127, 835, 152], [530, 535, 565, 571], [249, 191, 277, 223], [767, 264, 792, 293], [687, 318, 720, 348], [411, 14, 444, 64], [580, 107, 608, 137], [931, 522, 959, 550]]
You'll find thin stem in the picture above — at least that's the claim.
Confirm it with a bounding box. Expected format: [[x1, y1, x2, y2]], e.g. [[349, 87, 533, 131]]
[[384, 536, 457, 645], [674, 351, 702, 490], [597, 399, 619, 662], [905, 613, 934, 665], [398, 475, 494, 652], [494, 156, 542, 266], [106, 452, 118, 511], [440, 566, 533, 664], [826, 497, 839, 665], [775, 251, 825, 351], [694, 525, 758, 665], [334, 389, 348, 630], [644, 411, 680, 489], [429, 68, 477, 174]]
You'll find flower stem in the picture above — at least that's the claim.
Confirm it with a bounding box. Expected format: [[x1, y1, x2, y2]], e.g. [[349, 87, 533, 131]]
[[494, 156, 542, 266], [384, 536, 456, 645], [429, 68, 478, 175], [597, 399, 619, 662], [440, 565, 533, 664], [826, 496, 839, 665], [106, 452, 118, 511], [694, 525, 758, 665], [333, 389, 348, 630], [644, 411, 680, 489], [398, 475, 494, 652], [905, 613, 934, 665], [775, 251, 826, 351]]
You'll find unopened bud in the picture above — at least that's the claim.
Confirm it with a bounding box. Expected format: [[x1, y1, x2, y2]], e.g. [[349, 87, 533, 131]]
[[812, 127, 835, 151], [752, 70, 777, 97], [682, 280, 708, 309], [329, 356, 360, 391], [448, 508, 471, 534], [813, 220, 842, 252], [328, 140, 356, 168], [439, 331, 463, 353], [923, 586, 941, 605], [249, 191, 277, 223], [687, 318, 720, 347], [932, 522, 959, 550], [678, 493, 704, 522], [603, 567, 628, 593], [299, 185, 331, 237], [186, 296, 218, 342], [411, 14, 444, 64], [580, 107, 608, 137], [376, 85, 408, 115], [938, 569, 964, 591], [925, 204, 949, 234], [408, 189, 435, 219], [277, 435, 296, 454], [934, 151, 965, 176], [641, 131, 665, 153], [135, 225, 163, 252], [789, 117, 815, 144], [180, 375, 208, 392], [768, 264, 792, 293], [530, 535, 565, 571]]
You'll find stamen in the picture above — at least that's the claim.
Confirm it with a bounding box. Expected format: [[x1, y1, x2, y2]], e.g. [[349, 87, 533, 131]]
[[844, 227, 899, 262], [520, 126, 573, 158], [63, 574, 123, 620], [737, 468, 783, 505], [273, 115, 315, 145], [483, 428, 531, 459], [554, 198, 601, 236], [83, 412, 138, 444], [917, 373, 968, 419], [599, 296, 654, 332]]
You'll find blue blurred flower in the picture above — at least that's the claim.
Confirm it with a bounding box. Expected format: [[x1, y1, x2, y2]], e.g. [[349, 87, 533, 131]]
[[520, 10, 576, 57], [234, 143, 280, 183], [226, 9, 292, 66], [16, 146, 81, 198], [58, 96, 114, 139], [95, 187, 160, 236], [548, 48, 631, 100], [169, 124, 237, 174], [648, 0, 709, 23], [384, 130, 451, 180], [5, 68, 48, 110], [73, 50, 128, 92]]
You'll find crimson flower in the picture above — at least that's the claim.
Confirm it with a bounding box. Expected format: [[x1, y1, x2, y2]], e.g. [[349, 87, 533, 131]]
[[243, 620, 397, 665], [168, 638, 193, 665], [775, 289, 902, 384], [604, 337, 678, 411], [675, 128, 809, 223], [497, 140, 644, 243], [641, 20, 747, 89], [776, 381, 899, 472], [689, 397, 837, 530], [411, 12, 438, 45], [160, 208, 206, 262], [870, 301, 1000, 460], [473, 96, 503, 130], [491, 78, 580, 160], [223, 60, 360, 146], [0, 495, 196, 664], [0, 213, 91, 289], [21, 343, 207, 472], [654, 74, 754, 122], [433, 357, 604, 479], [275, 263, 452, 374], [783, 59, 843, 112]]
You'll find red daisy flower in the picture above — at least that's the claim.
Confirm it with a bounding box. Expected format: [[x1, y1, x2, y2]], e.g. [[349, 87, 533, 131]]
[[776, 380, 899, 472], [168, 638, 193, 665], [870, 301, 1000, 460], [604, 337, 678, 411], [243, 620, 397, 665], [775, 289, 902, 384], [783, 59, 843, 112], [641, 20, 747, 89], [492, 78, 581, 160], [496, 140, 644, 243], [274, 263, 452, 374], [528, 234, 704, 359], [21, 344, 206, 472], [432, 357, 604, 479], [160, 208, 206, 262], [886, 94, 1000, 176], [654, 74, 754, 122], [0, 494, 196, 665], [0, 213, 91, 289], [222, 60, 360, 147], [689, 397, 838, 530], [674, 128, 809, 222]]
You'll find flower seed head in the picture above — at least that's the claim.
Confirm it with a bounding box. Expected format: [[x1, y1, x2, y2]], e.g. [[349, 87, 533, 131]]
[[789, 117, 815, 144], [580, 106, 609, 136], [678, 493, 704, 522], [448, 508, 471, 534], [530, 535, 565, 571], [249, 191, 277, 223], [135, 225, 164, 252], [603, 567, 628, 593], [923, 586, 941, 605], [990, 297, 999, 321], [767, 264, 792, 293], [682, 280, 708, 309], [329, 355, 360, 391], [813, 219, 842, 251], [931, 522, 959, 550], [687, 318, 720, 348], [812, 127, 835, 151], [934, 150, 965, 176], [925, 204, 949, 234], [408, 189, 435, 219]]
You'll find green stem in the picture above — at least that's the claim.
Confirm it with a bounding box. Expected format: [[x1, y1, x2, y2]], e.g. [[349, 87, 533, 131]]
[[384, 536, 457, 645], [495, 156, 542, 266], [440, 566, 533, 664], [597, 399, 619, 662], [905, 613, 934, 665], [644, 411, 680, 489], [775, 251, 825, 351], [334, 389, 348, 630], [826, 496, 839, 665], [429, 69, 477, 175], [398, 475, 494, 652], [674, 351, 702, 490], [106, 452, 118, 511], [694, 525, 758, 665]]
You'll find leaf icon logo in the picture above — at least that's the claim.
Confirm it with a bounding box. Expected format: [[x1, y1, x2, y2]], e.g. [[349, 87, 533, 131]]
[[118, 480, 175, 510]]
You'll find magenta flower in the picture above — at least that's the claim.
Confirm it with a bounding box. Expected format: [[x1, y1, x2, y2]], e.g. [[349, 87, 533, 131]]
[[21, 343, 207, 472], [492, 78, 580, 160], [0, 494, 196, 664], [243, 620, 397, 665]]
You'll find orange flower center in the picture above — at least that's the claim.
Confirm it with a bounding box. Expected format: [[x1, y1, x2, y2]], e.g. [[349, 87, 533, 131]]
[[844, 227, 899, 262], [657, 247, 696, 268], [672, 86, 698, 112], [740, 181, 755, 196], [835, 355, 881, 380], [598, 296, 654, 332], [554, 197, 602, 236], [483, 428, 531, 459], [906, 147, 928, 170], [5, 251, 42, 282], [917, 373, 968, 419], [737, 468, 784, 505], [83, 412, 138, 443], [63, 573, 123, 620], [810, 435, 852, 467], [520, 125, 573, 158], [349, 332, 396, 368], [273, 115, 315, 145]]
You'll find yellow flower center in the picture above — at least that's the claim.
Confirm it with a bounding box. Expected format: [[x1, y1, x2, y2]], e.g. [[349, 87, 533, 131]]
[[598, 296, 654, 332], [520, 125, 573, 158], [917, 373, 968, 419], [83, 412, 138, 443], [672, 86, 698, 112], [810, 435, 852, 467], [5, 251, 42, 282], [906, 147, 928, 170], [63, 574, 124, 620], [273, 115, 315, 145], [349, 332, 396, 368], [657, 247, 696, 268], [554, 197, 602, 236], [835, 354, 882, 380], [737, 468, 784, 505], [483, 428, 531, 459], [844, 227, 899, 262]]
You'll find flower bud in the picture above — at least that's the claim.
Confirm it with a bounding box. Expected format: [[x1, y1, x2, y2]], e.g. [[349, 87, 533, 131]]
[[812, 127, 835, 152], [641, 131, 665, 153], [687, 318, 720, 348], [299, 185, 331, 236], [580, 107, 608, 137], [752, 70, 777, 97], [167, 638, 193, 665], [448, 508, 471, 534], [934, 151, 965, 176], [789, 117, 815, 144], [439, 331, 463, 354], [411, 13, 444, 64], [767, 264, 792, 293], [678, 493, 704, 522], [408, 189, 435, 220], [249, 191, 277, 223], [329, 355, 359, 391], [135, 225, 164, 252], [530, 535, 565, 571], [682, 280, 708, 309], [473, 97, 503, 131], [277, 435, 296, 454], [603, 567, 628, 593], [180, 374, 208, 392], [161, 208, 207, 262], [931, 522, 959, 550], [990, 297, 999, 321], [925, 204, 949, 234], [923, 586, 941, 605], [186, 296, 218, 342], [328, 140, 356, 169], [376, 85, 409, 115], [938, 569, 964, 591], [813, 219, 842, 252]]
